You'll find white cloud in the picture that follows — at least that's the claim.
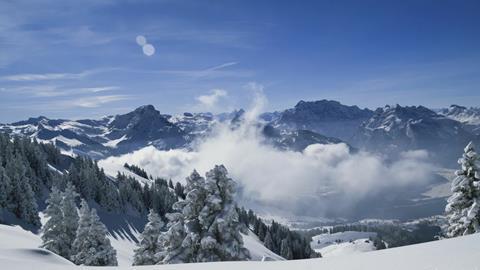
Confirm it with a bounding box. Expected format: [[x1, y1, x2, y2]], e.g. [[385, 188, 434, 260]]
[[195, 89, 228, 110]]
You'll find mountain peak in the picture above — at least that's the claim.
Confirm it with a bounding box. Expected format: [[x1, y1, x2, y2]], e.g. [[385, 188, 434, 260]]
[[294, 99, 342, 108], [133, 105, 157, 114]]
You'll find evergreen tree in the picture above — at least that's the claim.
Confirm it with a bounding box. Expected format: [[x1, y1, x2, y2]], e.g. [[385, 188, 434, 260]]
[[263, 230, 274, 251], [174, 182, 185, 199], [196, 165, 250, 262], [71, 200, 93, 265], [61, 182, 79, 257], [71, 200, 118, 266], [445, 142, 480, 237], [87, 208, 118, 266], [6, 154, 40, 225], [280, 238, 293, 260], [157, 212, 189, 264], [133, 209, 164, 265], [159, 170, 206, 264], [0, 166, 10, 207], [41, 187, 67, 257]]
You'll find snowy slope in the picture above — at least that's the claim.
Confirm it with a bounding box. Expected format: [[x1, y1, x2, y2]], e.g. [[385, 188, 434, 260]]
[[0, 225, 74, 267], [311, 231, 377, 257], [0, 224, 283, 267], [241, 230, 285, 261], [316, 239, 376, 257], [311, 231, 377, 250], [2, 223, 480, 269]]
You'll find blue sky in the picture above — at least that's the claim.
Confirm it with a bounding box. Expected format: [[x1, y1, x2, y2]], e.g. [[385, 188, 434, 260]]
[[0, 0, 479, 122]]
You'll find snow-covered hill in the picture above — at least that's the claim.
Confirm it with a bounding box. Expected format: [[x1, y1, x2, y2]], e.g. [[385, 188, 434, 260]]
[[311, 231, 377, 257], [0, 224, 283, 267], [2, 223, 480, 269]]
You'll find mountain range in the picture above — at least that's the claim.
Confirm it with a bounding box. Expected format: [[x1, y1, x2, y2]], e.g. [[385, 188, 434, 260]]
[[1, 100, 479, 166]]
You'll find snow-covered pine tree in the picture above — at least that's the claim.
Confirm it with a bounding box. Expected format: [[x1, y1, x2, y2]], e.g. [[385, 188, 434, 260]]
[[0, 165, 10, 208], [263, 230, 274, 251], [157, 212, 189, 264], [87, 208, 118, 266], [280, 238, 293, 260], [41, 187, 67, 257], [445, 141, 480, 237], [157, 170, 206, 264], [61, 182, 79, 257], [196, 165, 250, 262], [133, 209, 164, 265], [178, 170, 207, 261], [5, 154, 40, 226], [71, 200, 118, 266], [71, 200, 92, 265]]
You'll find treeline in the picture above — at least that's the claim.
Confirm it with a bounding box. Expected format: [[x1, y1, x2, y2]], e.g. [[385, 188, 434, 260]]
[[124, 163, 149, 179], [0, 133, 63, 225], [0, 133, 181, 226], [238, 208, 319, 260]]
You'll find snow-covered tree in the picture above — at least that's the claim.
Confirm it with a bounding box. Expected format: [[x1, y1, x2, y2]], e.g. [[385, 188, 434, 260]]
[[41, 187, 67, 257], [180, 170, 207, 260], [158, 166, 249, 264], [0, 165, 10, 208], [5, 154, 40, 226], [157, 212, 190, 264], [87, 208, 118, 266], [263, 230, 274, 251], [71, 200, 118, 266], [71, 200, 93, 265], [445, 141, 480, 237], [157, 171, 205, 264], [196, 165, 250, 262], [61, 182, 79, 257], [133, 209, 164, 265], [280, 238, 293, 260]]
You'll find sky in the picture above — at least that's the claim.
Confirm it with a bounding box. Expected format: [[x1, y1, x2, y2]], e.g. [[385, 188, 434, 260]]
[[0, 0, 479, 123]]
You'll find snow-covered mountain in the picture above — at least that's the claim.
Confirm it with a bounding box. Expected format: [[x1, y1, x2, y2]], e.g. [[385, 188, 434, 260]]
[[1, 101, 478, 166], [262, 125, 351, 152], [272, 100, 374, 141], [0, 105, 190, 158], [0, 104, 350, 158], [438, 105, 480, 135], [352, 104, 478, 165]]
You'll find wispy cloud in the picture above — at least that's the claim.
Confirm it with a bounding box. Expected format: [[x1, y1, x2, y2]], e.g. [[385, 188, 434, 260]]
[[129, 61, 251, 79], [0, 69, 105, 82], [204, 62, 238, 72], [0, 85, 119, 97], [71, 95, 131, 108]]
